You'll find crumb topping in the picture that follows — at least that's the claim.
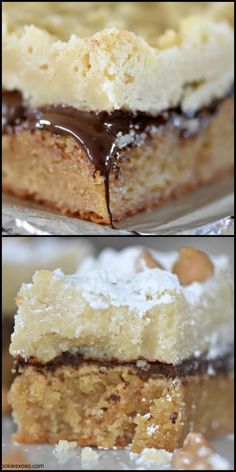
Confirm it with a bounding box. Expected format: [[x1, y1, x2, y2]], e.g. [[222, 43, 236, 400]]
[[3, 3, 233, 113], [10, 247, 233, 363]]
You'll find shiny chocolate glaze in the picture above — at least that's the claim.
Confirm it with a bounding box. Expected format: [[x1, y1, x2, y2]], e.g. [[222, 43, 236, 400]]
[[14, 349, 233, 378], [2, 90, 229, 225], [2, 90, 26, 126]]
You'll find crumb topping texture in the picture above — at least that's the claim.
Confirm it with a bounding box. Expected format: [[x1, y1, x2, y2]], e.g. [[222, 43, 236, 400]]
[[3, 2, 234, 114], [10, 248, 233, 364]]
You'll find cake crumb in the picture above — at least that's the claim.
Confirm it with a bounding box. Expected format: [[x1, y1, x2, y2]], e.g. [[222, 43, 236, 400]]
[[54, 440, 77, 453], [130, 447, 172, 470], [92, 408, 104, 417], [81, 447, 99, 469], [166, 394, 172, 401], [139, 447, 172, 464], [136, 360, 150, 371]]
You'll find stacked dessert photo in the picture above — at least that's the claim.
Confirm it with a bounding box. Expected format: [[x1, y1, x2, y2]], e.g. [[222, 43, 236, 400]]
[[2, 2, 234, 227], [2, 238, 234, 470], [1, 1, 234, 471]]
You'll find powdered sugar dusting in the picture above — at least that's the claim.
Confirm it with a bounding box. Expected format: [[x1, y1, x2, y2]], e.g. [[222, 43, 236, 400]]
[[10, 246, 233, 364], [78, 249, 231, 313], [78, 247, 141, 275], [62, 268, 181, 317], [78, 247, 178, 275], [211, 255, 230, 272], [78, 248, 229, 278], [77, 248, 233, 352], [146, 424, 159, 436]]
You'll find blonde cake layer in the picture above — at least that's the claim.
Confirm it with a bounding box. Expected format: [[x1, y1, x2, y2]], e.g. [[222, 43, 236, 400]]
[[10, 362, 234, 450]]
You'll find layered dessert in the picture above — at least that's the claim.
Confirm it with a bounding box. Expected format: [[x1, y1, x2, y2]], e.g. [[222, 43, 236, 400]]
[[9, 247, 233, 451], [2, 2, 234, 225], [2, 236, 93, 414]]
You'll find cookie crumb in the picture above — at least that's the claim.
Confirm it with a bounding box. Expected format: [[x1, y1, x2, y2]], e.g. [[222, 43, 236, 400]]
[[81, 447, 99, 468], [54, 440, 77, 453], [138, 447, 172, 465]]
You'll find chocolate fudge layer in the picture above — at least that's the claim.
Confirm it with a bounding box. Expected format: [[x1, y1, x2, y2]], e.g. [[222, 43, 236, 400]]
[[14, 348, 233, 378]]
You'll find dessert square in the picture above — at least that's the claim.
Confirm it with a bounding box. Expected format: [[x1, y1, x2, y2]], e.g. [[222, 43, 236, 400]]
[[2, 237, 93, 414], [9, 247, 234, 450], [2, 3, 234, 225]]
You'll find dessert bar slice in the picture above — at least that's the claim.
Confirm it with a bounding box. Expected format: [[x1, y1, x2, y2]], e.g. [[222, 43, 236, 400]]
[[9, 248, 233, 451], [2, 2, 234, 225], [2, 237, 93, 414]]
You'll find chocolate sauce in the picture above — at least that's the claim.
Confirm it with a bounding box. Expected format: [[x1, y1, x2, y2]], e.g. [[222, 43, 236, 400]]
[[14, 349, 233, 378], [2, 90, 226, 225], [2, 90, 26, 126]]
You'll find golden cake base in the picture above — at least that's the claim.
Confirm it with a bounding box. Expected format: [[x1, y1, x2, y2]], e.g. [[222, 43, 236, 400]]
[[10, 362, 233, 451], [2, 98, 234, 225]]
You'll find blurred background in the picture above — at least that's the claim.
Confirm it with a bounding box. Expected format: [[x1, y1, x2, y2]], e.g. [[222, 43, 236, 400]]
[[3, 236, 234, 295], [85, 236, 235, 275], [84, 236, 234, 261]]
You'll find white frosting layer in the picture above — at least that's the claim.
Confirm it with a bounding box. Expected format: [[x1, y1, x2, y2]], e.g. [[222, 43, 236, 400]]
[[2, 2, 234, 114], [10, 248, 233, 364]]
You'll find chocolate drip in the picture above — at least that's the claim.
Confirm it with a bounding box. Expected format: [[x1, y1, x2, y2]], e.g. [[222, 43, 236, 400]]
[[14, 349, 233, 378], [2, 90, 228, 225], [2, 90, 26, 126]]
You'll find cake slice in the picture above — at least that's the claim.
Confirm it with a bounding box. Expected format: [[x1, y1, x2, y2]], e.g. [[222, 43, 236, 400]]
[[2, 2, 234, 225], [9, 247, 233, 451], [2, 236, 93, 414]]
